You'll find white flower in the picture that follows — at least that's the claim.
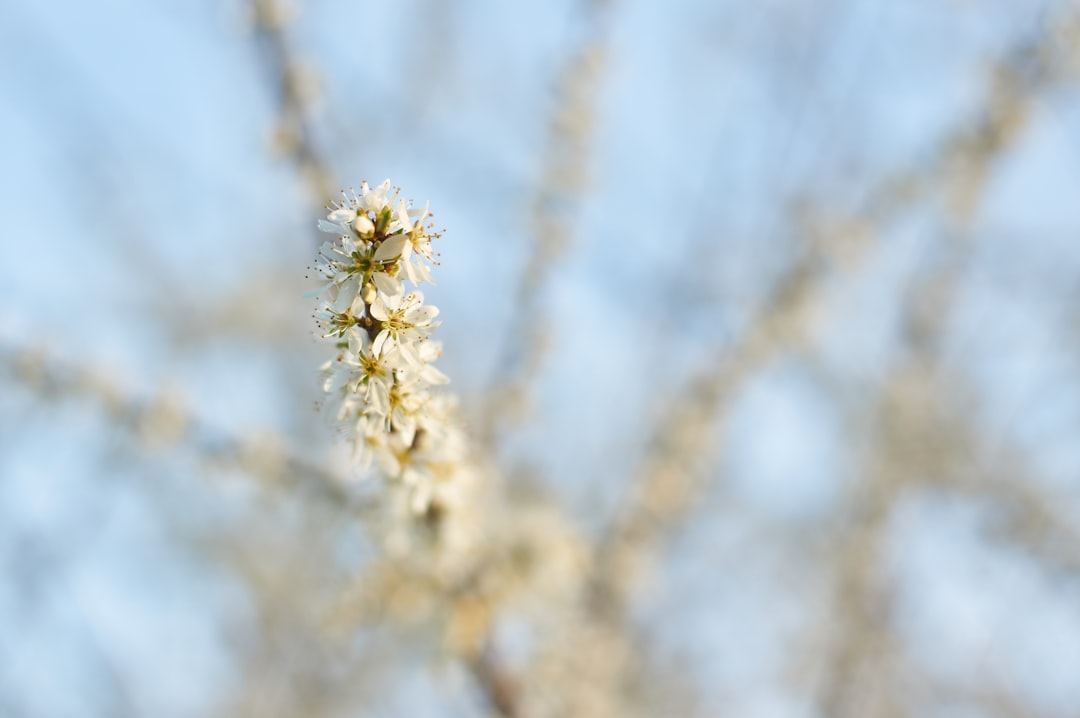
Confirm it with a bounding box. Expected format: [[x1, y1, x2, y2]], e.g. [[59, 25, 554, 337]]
[[408, 341, 449, 385], [396, 200, 435, 260], [358, 179, 393, 213], [320, 357, 364, 423], [318, 180, 396, 239], [352, 332, 408, 418], [385, 375, 430, 445], [353, 413, 398, 474], [315, 302, 360, 339], [394, 199, 438, 285], [307, 240, 355, 297], [369, 291, 440, 359]]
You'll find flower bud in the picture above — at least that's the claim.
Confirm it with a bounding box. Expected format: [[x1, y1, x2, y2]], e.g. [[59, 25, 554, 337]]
[[353, 214, 376, 239], [375, 205, 393, 234], [361, 280, 378, 305]]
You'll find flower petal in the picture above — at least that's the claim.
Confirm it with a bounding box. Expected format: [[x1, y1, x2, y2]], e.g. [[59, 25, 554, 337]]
[[420, 364, 450, 385], [404, 304, 439, 325], [368, 378, 390, 416], [328, 208, 357, 224], [372, 271, 404, 300], [318, 219, 346, 234], [396, 339, 422, 368], [303, 279, 334, 298], [346, 327, 369, 355], [334, 274, 361, 313], [370, 295, 390, 321], [372, 328, 390, 357], [374, 234, 408, 262]]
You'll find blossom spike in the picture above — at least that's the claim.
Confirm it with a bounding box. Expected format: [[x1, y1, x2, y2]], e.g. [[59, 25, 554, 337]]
[[311, 179, 459, 513]]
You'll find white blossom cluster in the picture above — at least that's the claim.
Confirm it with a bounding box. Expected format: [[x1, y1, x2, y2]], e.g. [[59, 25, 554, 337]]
[[312, 179, 464, 512]]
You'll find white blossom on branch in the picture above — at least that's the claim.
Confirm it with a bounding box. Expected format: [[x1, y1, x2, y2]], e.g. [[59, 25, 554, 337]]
[[310, 179, 461, 513]]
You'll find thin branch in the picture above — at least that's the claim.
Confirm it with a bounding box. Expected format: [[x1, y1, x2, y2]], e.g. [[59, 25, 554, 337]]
[[0, 341, 367, 513], [815, 15, 1080, 714], [250, 0, 335, 206], [481, 0, 615, 446], [594, 4, 1080, 622]]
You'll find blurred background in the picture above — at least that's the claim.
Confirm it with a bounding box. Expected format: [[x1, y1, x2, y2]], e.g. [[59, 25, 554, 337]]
[[2, 0, 1080, 716]]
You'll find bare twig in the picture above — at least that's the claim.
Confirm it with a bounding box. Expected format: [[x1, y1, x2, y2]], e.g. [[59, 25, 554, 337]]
[[481, 0, 615, 446], [815, 14, 1080, 714], [0, 341, 366, 512], [250, 0, 335, 206]]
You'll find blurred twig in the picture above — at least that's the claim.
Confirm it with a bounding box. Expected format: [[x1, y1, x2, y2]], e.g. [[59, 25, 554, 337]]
[[597, 3, 1080, 620], [594, 231, 829, 614], [250, 0, 335, 206], [0, 341, 365, 512], [481, 0, 614, 447], [816, 13, 1080, 715]]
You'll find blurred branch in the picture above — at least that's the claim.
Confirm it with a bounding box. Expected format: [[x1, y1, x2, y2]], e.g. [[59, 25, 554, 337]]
[[574, 13, 1080, 714], [948, 462, 1080, 577], [597, 1, 1080, 618], [481, 0, 614, 447], [0, 341, 366, 513], [848, 11, 1080, 231], [816, 364, 1080, 715], [594, 232, 831, 613], [209, 512, 388, 718], [816, 14, 1080, 714], [250, 0, 335, 206], [468, 648, 522, 718], [815, 368, 935, 718]]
